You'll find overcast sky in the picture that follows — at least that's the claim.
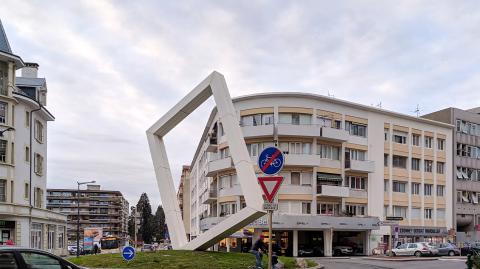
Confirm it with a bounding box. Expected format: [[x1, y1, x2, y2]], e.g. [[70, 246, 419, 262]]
[[1, 1, 479, 209]]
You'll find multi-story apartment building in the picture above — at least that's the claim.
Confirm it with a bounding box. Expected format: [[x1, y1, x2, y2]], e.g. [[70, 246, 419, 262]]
[[0, 19, 67, 255], [47, 184, 129, 244], [186, 92, 453, 256], [177, 165, 191, 239], [423, 107, 480, 242]]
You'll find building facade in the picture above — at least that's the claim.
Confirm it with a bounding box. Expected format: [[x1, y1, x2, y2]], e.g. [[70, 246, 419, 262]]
[[0, 20, 67, 255], [177, 165, 191, 239], [186, 93, 453, 256], [47, 184, 129, 244], [423, 107, 480, 242]]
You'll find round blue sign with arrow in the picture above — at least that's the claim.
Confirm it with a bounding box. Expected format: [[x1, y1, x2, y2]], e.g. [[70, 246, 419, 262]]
[[258, 146, 284, 175], [122, 246, 135, 261]]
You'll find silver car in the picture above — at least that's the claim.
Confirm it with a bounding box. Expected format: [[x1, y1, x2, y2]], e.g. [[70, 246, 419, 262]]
[[391, 242, 439, 257]]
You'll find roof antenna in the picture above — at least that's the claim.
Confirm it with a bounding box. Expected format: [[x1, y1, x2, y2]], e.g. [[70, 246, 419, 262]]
[[376, 102, 382, 109], [413, 104, 421, 117], [327, 90, 334, 98]]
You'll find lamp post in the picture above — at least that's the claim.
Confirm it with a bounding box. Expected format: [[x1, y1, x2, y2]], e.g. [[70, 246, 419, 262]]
[[77, 180, 95, 257]]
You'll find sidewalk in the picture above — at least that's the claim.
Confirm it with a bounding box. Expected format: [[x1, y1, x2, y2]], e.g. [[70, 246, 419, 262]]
[[363, 256, 438, 262]]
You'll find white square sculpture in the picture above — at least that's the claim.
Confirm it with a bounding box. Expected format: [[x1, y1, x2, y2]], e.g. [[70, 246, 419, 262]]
[[146, 71, 265, 250]]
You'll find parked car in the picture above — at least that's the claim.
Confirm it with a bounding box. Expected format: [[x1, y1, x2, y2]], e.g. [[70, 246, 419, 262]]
[[68, 245, 84, 255], [298, 245, 324, 257], [141, 244, 153, 252], [333, 245, 353, 256], [0, 247, 85, 269], [436, 243, 460, 256], [391, 242, 439, 257]]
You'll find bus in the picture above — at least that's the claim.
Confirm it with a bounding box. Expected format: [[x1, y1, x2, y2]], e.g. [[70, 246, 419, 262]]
[[100, 236, 120, 250]]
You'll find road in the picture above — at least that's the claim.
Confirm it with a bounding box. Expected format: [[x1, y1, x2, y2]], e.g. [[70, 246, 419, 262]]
[[314, 257, 465, 269]]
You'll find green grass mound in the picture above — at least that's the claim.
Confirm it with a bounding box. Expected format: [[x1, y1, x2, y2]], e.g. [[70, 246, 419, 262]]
[[69, 250, 298, 269]]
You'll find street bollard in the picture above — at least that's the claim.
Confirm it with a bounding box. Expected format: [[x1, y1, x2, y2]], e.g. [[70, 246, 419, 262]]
[[466, 254, 473, 269]]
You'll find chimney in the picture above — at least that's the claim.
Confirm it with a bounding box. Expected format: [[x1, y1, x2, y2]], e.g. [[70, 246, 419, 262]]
[[21, 62, 39, 78]]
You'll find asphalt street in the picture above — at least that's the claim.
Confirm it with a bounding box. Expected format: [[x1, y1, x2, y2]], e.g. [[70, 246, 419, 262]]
[[315, 257, 466, 269]]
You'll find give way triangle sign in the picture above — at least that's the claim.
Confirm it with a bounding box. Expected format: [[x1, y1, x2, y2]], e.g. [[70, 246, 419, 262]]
[[257, 176, 284, 203]]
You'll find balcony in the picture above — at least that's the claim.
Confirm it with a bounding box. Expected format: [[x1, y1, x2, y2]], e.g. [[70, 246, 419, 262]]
[[320, 127, 348, 142], [199, 216, 225, 231], [241, 124, 274, 138], [202, 189, 217, 204], [317, 185, 350, 198], [284, 154, 320, 167], [277, 124, 320, 137], [345, 160, 375, 173], [206, 157, 233, 177]]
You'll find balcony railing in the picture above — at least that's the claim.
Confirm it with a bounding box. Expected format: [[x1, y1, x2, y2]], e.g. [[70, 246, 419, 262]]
[[316, 184, 350, 198]]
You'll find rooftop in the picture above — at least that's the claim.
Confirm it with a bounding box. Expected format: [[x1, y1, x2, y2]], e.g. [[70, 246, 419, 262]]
[[0, 19, 12, 54], [15, 77, 47, 87]]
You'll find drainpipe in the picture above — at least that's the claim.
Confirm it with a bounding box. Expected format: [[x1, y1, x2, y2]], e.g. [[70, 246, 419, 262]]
[[29, 104, 42, 248]]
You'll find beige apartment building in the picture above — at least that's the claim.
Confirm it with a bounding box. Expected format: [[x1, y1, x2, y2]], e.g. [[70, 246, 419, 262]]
[[47, 185, 129, 244], [177, 165, 191, 239], [185, 92, 453, 256]]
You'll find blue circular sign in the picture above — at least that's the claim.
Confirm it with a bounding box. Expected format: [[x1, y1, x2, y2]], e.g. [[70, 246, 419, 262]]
[[258, 146, 284, 175], [122, 246, 135, 261]]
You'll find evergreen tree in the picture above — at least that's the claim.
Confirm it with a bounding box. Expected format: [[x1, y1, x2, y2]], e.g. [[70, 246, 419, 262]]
[[136, 193, 153, 244], [153, 205, 166, 241]]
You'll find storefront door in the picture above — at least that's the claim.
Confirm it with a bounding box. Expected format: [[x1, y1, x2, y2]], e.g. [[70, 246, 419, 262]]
[[1, 230, 10, 244]]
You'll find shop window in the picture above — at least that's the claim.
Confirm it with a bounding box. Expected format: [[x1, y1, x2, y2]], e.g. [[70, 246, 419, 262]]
[[30, 223, 43, 249]]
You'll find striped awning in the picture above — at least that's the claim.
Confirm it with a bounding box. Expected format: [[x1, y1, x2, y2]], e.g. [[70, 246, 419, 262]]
[[317, 173, 343, 182]]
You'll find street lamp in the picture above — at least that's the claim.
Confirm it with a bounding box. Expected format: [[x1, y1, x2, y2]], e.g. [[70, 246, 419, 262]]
[[77, 180, 96, 257]]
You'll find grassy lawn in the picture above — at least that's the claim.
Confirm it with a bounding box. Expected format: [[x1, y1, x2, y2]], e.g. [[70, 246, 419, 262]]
[[69, 250, 299, 269]]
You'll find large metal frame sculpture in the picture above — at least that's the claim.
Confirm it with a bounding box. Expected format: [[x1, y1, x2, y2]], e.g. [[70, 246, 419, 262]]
[[146, 71, 265, 250]]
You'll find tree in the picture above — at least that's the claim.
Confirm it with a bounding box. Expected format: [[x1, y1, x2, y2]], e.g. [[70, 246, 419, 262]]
[[153, 205, 167, 241], [136, 193, 153, 244]]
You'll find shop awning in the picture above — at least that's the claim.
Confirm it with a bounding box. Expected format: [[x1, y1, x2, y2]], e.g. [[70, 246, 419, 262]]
[[317, 173, 343, 182]]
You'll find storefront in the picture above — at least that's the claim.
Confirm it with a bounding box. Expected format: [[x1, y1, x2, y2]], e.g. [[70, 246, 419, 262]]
[[395, 226, 448, 245], [0, 220, 15, 245]]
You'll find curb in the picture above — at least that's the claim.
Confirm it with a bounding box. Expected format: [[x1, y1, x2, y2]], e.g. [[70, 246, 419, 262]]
[[363, 257, 438, 262]]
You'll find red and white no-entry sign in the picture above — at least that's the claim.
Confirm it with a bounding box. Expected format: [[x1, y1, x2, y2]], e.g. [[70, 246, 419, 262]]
[[257, 176, 283, 203]]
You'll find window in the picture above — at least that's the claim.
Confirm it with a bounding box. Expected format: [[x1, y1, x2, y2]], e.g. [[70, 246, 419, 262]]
[[384, 179, 389, 192], [384, 129, 389, 141], [47, 225, 55, 249], [424, 136, 433, 148], [317, 203, 339, 215], [302, 202, 311, 214], [246, 143, 258, 157], [240, 113, 274, 126], [346, 204, 366, 216], [392, 155, 407, 168], [393, 131, 407, 144], [345, 121, 367, 137], [411, 207, 421, 219], [412, 134, 420, 146], [384, 154, 389, 167], [58, 226, 65, 249], [437, 138, 445, 150], [34, 153, 44, 176], [219, 147, 230, 159], [349, 176, 366, 190], [30, 223, 43, 249], [412, 183, 420, 195], [0, 140, 6, 163], [26, 111, 30, 127], [317, 144, 340, 160], [424, 160, 433, 172], [34, 120, 44, 143], [21, 252, 61, 269], [34, 188, 43, 208], [424, 208, 433, 219], [424, 184, 433, 196], [0, 102, 7, 124], [393, 206, 407, 218], [0, 179, 6, 202], [347, 149, 366, 161], [291, 172, 300, 185], [411, 158, 420, 171], [317, 116, 332, 128], [279, 113, 311, 125], [24, 183, 29, 199], [392, 181, 407, 193], [437, 162, 445, 174], [262, 114, 274, 125], [437, 185, 445, 197]]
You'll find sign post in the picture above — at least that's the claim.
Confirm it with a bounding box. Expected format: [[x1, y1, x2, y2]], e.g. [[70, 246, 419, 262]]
[[122, 245, 136, 262], [383, 216, 403, 257], [257, 147, 284, 269]]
